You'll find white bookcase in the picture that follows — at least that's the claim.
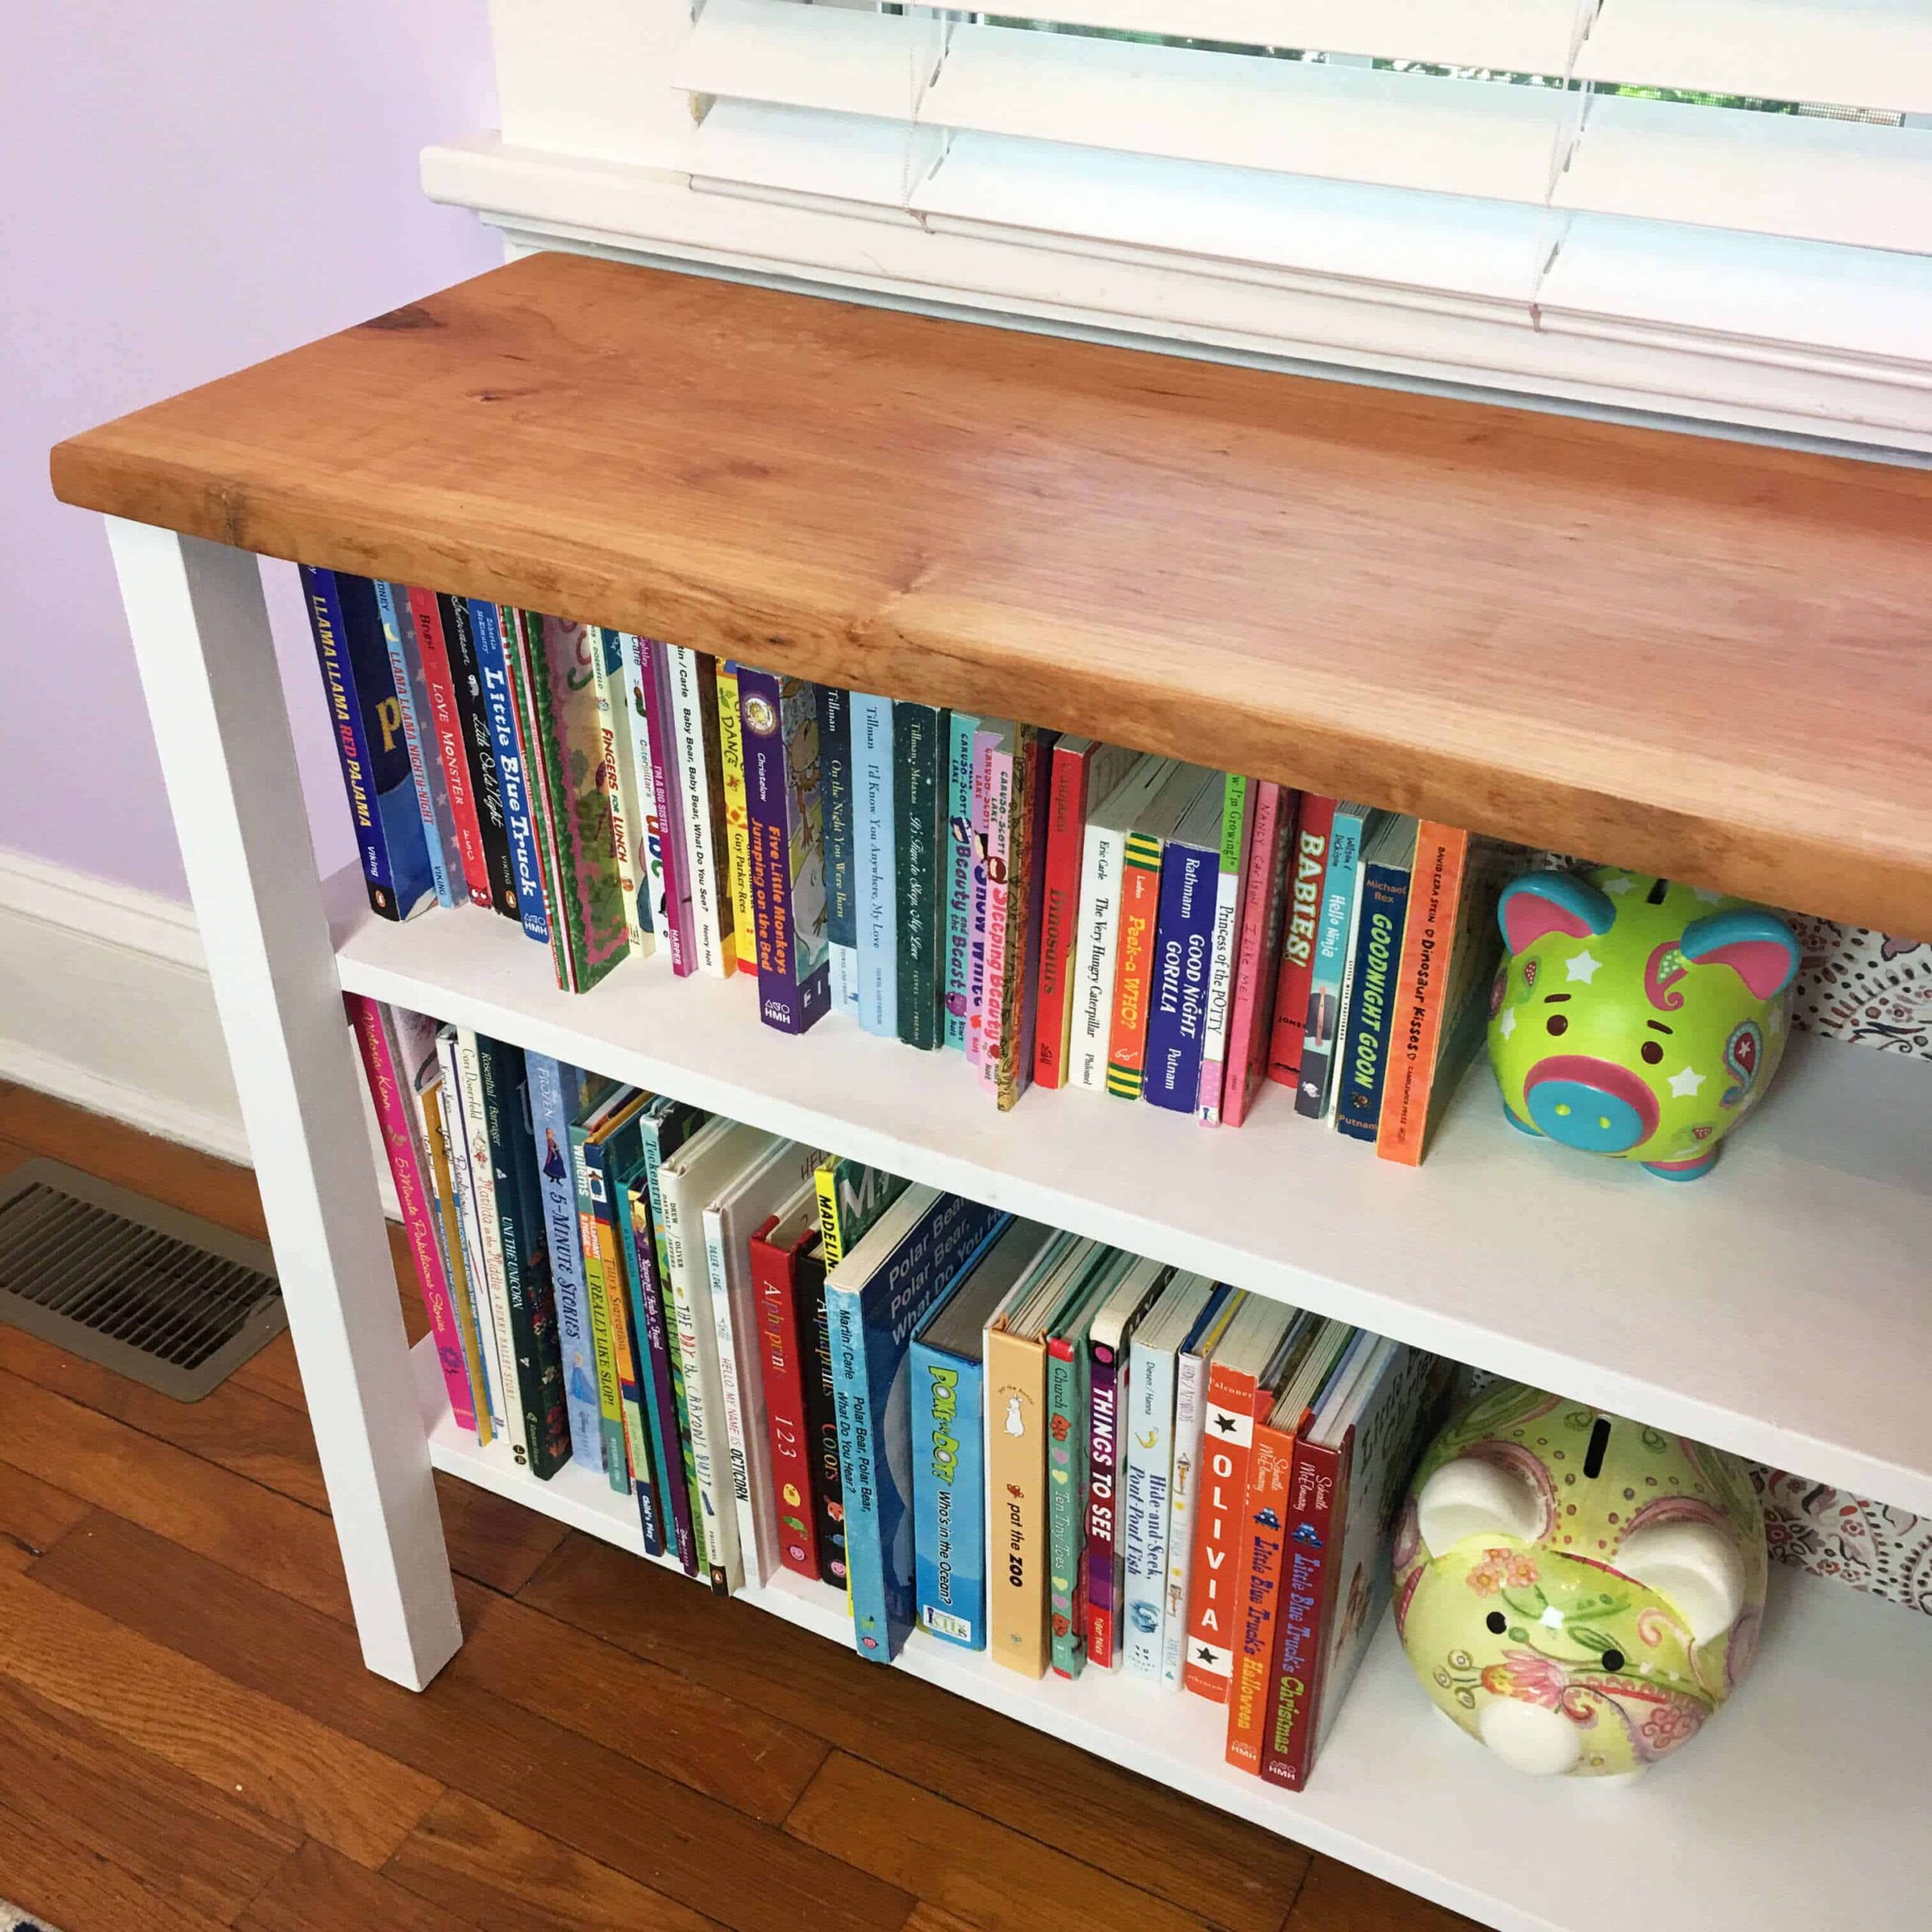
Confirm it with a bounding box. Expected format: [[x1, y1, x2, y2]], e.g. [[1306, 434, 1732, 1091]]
[[64, 248, 1932, 1932]]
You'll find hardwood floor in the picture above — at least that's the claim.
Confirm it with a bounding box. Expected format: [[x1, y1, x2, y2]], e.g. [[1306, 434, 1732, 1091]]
[[0, 1084, 1476, 1932]]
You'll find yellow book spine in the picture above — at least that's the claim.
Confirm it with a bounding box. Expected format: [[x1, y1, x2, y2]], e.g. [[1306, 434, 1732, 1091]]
[[716, 665, 758, 977], [594, 1210, 652, 1492], [580, 1199, 626, 1488], [423, 1083, 492, 1447], [814, 1161, 842, 1268], [986, 1324, 1050, 1677]]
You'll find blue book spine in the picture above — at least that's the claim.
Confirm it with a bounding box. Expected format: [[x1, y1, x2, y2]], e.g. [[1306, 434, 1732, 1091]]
[[620, 1158, 696, 1574], [832, 1195, 1006, 1661], [911, 1337, 986, 1649], [1335, 855, 1412, 1143], [817, 684, 858, 1013], [467, 598, 549, 945], [942, 712, 980, 1051], [1143, 831, 1220, 1113], [373, 580, 457, 909], [1294, 804, 1374, 1120], [585, 1128, 662, 1558], [851, 694, 897, 1038], [525, 1053, 605, 1475]]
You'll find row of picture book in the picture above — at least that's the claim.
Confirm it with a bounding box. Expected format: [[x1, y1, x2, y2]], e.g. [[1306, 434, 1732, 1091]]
[[306, 566, 1513, 1159], [352, 993, 1455, 1792]]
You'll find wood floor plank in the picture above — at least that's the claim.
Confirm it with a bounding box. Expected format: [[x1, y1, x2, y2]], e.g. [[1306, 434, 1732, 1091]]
[[433, 1472, 568, 1596], [0, 1456, 89, 1574], [449, 1586, 828, 1822], [0, 1794, 232, 1932], [32, 1512, 912, 1932], [235, 1839, 482, 1932], [0, 1673, 301, 1924], [229, 1328, 306, 1410], [0, 1564, 439, 1868], [384, 1792, 728, 1932], [788, 1751, 1220, 1932], [1281, 1860, 1481, 1932], [522, 1537, 1308, 1932]]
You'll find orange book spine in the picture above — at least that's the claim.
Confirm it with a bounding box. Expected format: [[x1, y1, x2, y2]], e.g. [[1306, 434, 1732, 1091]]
[[1375, 823, 1469, 1165], [1225, 1420, 1297, 1772]]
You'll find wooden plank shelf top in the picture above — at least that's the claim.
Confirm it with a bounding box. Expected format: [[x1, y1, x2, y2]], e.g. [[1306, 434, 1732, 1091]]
[[51, 249, 1932, 939]]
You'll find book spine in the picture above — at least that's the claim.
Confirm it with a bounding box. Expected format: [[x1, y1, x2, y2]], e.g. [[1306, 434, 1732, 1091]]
[[817, 683, 859, 1014], [799, 1251, 846, 1585], [1335, 859, 1411, 1143], [894, 700, 946, 1050], [1163, 1349, 1210, 1687], [526, 1054, 607, 1478], [454, 1030, 521, 1457], [668, 645, 734, 977], [852, 694, 897, 1037], [442, 1029, 504, 1435], [616, 632, 669, 964], [912, 1339, 985, 1648], [1121, 1337, 1176, 1679], [408, 588, 493, 908], [503, 611, 574, 991], [1220, 785, 1292, 1130], [657, 1159, 734, 1591], [1143, 832, 1219, 1114], [568, 1124, 626, 1491], [999, 728, 1051, 1112], [640, 639, 697, 975], [421, 1081, 493, 1441], [1196, 775, 1254, 1124], [985, 1327, 1047, 1678], [589, 626, 650, 958], [829, 1287, 890, 1658], [1032, 740, 1090, 1090], [468, 600, 549, 944], [345, 998, 473, 1430], [337, 573, 436, 920], [1069, 814, 1126, 1094], [626, 1167, 699, 1574], [373, 581, 456, 909], [941, 712, 980, 1051], [715, 664, 759, 977], [1042, 1337, 1088, 1676], [1260, 1438, 1343, 1789], [1295, 809, 1368, 1121], [703, 1204, 762, 1586], [1181, 1364, 1260, 1701], [976, 734, 1016, 1087], [1082, 1334, 1124, 1669], [1105, 821, 1165, 1099], [1226, 1423, 1296, 1773], [964, 728, 993, 1066], [439, 594, 519, 919], [1376, 826, 1471, 1164], [591, 1149, 662, 1554], [739, 666, 831, 1035], [752, 1229, 819, 1580], [1268, 795, 1334, 1092], [300, 567, 400, 920]]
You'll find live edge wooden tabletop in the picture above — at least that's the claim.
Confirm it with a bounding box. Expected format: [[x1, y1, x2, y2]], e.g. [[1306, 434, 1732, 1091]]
[[51, 250, 1932, 938]]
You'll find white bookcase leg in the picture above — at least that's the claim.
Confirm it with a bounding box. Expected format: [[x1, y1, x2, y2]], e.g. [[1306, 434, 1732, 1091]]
[[105, 516, 463, 1690]]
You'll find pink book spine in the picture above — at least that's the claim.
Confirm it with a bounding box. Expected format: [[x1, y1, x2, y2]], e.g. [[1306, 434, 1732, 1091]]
[[1220, 783, 1292, 1131], [345, 993, 475, 1432], [964, 728, 995, 1067], [977, 734, 1017, 1091], [641, 639, 696, 975]]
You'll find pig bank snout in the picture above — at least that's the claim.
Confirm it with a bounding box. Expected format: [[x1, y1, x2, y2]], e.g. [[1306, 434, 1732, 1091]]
[[1522, 1055, 1658, 1153]]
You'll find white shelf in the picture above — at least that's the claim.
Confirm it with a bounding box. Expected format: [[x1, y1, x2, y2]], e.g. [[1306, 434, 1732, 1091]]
[[344, 877, 1932, 1520], [414, 1336, 1932, 1932]]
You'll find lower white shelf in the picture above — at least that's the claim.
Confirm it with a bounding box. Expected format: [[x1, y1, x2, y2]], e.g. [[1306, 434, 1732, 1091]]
[[416, 1338, 1931, 1932]]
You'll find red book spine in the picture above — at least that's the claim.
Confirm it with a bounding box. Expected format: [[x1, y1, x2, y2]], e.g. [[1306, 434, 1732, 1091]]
[[1260, 1434, 1346, 1789], [1221, 783, 1294, 1129], [751, 1218, 820, 1580], [1226, 1420, 1297, 1773], [1032, 740, 1091, 1090], [1266, 794, 1336, 1091], [407, 586, 493, 909], [1180, 1362, 1267, 1701]]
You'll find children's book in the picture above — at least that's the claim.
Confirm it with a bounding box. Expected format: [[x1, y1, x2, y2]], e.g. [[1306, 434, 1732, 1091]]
[[1082, 1254, 1172, 1667], [964, 722, 998, 1066], [812, 1155, 906, 1269], [1121, 1272, 1225, 1680], [405, 587, 494, 909], [452, 1029, 518, 1455], [975, 724, 1022, 1091], [829, 1185, 1008, 1660], [797, 1236, 842, 1585], [1295, 802, 1389, 1121], [1334, 816, 1417, 1143], [1195, 775, 1255, 1124], [666, 644, 737, 977], [436, 592, 519, 918], [300, 568, 435, 921], [442, 1028, 506, 1438], [751, 1182, 825, 1580], [893, 698, 949, 1050], [817, 684, 860, 1014], [851, 694, 897, 1036], [466, 598, 549, 945], [373, 581, 458, 909], [623, 632, 690, 974], [589, 625, 651, 959], [910, 1217, 1060, 1651], [1002, 726, 1057, 1111], [715, 663, 758, 977], [1220, 784, 1294, 1130], [419, 1075, 492, 1442], [942, 710, 980, 1050], [503, 611, 576, 989], [1267, 794, 1334, 1094], [1163, 1287, 1245, 1685], [1144, 783, 1226, 1114]]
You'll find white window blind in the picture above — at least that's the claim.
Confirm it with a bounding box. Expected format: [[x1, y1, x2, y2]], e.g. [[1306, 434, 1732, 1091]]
[[423, 0, 1932, 449]]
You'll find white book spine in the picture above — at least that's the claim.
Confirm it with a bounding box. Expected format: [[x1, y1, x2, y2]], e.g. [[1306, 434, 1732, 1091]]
[[434, 1029, 495, 1435], [1070, 816, 1127, 1094], [453, 1028, 521, 1457], [658, 1161, 740, 1589], [1196, 777, 1250, 1124], [1163, 1346, 1210, 1686], [618, 632, 670, 964], [1121, 1335, 1177, 1679], [590, 627, 648, 957], [705, 1203, 759, 1591], [668, 643, 729, 977]]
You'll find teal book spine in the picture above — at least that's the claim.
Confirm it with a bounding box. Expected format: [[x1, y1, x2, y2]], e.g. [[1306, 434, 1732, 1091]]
[[894, 700, 948, 1050], [1047, 1333, 1093, 1678], [911, 1333, 986, 1649], [1294, 804, 1377, 1120], [1335, 854, 1413, 1143], [942, 711, 980, 1051]]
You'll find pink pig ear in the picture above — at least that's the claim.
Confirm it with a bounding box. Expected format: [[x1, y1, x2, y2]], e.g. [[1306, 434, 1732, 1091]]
[[1497, 872, 1615, 955], [1679, 909, 1801, 1000]]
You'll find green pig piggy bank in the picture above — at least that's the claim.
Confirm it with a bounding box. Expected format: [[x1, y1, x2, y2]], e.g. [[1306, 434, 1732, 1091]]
[[1487, 868, 1801, 1180], [1393, 1381, 1768, 1779]]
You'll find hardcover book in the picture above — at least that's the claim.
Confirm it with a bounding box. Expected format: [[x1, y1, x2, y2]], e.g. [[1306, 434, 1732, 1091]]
[[1334, 817, 1418, 1143], [751, 1183, 824, 1579], [466, 598, 549, 945], [445, 1028, 510, 1441], [798, 1239, 843, 1584], [942, 710, 980, 1051], [589, 625, 651, 958], [1002, 725, 1057, 1111], [851, 694, 898, 1036], [974, 724, 1017, 1088], [405, 586, 494, 909], [964, 721, 998, 1066], [715, 663, 758, 977], [1144, 783, 1226, 1114], [893, 698, 949, 1050], [438, 593, 518, 918], [666, 644, 737, 977], [300, 568, 435, 921], [1164, 1287, 1245, 1684], [817, 683, 860, 1014], [1220, 784, 1295, 1130], [1267, 794, 1334, 1093], [1195, 775, 1255, 1124], [503, 612, 576, 989], [373, 581, 458, 909], [736, 666, 831, 1035], [621, 632, 687, 973], [829, 1185, 1007, 1661], [1295, 802, 1389, 1121], [812, 1155, 906, 1270], [419, 1076, 492, 1442]]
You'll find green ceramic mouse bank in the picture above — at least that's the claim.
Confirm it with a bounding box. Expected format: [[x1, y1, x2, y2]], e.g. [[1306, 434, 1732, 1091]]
[[1486, 868, 1801, 1180], [1393, 1382, 1768, 1779]]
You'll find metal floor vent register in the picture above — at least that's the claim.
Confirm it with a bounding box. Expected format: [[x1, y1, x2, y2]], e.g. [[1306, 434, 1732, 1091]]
[[0, 1160, 285, 1400]]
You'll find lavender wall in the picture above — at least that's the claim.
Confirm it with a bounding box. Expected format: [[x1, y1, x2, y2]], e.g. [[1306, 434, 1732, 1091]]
[[2, 3, 500, 900]]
